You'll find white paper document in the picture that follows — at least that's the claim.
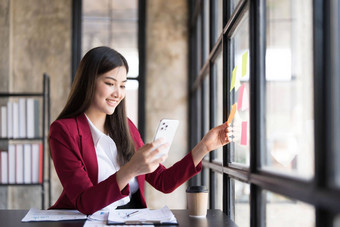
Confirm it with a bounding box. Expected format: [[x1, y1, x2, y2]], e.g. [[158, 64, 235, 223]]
[[108, 206, 177, 225], [84, 219, 153, 227], [21, 208, 87, 222]]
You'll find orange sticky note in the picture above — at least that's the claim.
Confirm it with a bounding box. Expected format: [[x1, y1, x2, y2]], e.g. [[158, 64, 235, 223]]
[[227, 103, 237, 124]]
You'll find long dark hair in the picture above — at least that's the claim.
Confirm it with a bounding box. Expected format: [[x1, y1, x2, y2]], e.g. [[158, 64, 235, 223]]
[[57, 46, 135, 165]]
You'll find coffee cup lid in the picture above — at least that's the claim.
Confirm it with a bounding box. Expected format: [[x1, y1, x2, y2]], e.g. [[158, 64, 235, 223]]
[[186, 186, 208, 193]]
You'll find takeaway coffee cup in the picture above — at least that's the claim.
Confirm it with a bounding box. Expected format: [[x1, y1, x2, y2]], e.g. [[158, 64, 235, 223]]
[[186, 186, 209, 217]]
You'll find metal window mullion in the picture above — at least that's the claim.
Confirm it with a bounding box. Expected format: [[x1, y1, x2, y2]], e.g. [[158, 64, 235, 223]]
[[197, 0, 206, 187], [137, 0, 146, 140], [331, 0, 340, 192], [71, 0, 82, 82], [222, 0, 231, 216], [313, 0, 333, 226], [206, 0, 217, 210], [201, 80, 207, 187], [209, 0, 218, 205], [249, 0, 266, 226], [209, 62, 217, 209], [199, 0, 210, 188], [42, 75, 46, 209], [188, 0, 200, 186]]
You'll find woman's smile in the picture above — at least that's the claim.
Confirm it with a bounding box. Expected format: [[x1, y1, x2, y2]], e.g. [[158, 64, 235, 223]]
[[106, 98, 119, 106]]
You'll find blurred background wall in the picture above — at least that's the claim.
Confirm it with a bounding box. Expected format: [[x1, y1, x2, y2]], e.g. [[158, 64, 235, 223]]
[[0, 0, 71, 209], [0, 0, 189, 210]]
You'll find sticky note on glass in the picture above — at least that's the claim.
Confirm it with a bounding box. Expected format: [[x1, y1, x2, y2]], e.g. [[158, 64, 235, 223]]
[[237, 84, 245, 110], [240, 121, 248, 145], [227, 103, 237, 124], [242, 50, 248, 77], [241, 84, 249, 111], [230, 66, 237, 92]]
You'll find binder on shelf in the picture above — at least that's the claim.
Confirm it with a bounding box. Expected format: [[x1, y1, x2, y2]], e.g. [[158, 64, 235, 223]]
[[24, 144, 32, 184], [15, 144, 24, 184], [32, 143, 43, 183], [26, 99, 40, 138], [7, 102, 13, 138], [39, 144, 43, 183], [13, 101, 19, 139], [0, 151, 8, 184], [8, 144, 15, 184], [1, 106, 7, 138], [26, 99, 34, 138], [34, 101, 40, 138], [18, 98, 26, 138]]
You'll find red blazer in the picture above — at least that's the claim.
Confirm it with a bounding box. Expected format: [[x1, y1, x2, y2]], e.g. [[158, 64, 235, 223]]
[[49, 113, 202, 214]]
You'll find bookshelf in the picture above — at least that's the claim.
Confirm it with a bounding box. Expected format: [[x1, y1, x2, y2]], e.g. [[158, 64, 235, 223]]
[[0, 74, 50, 209]]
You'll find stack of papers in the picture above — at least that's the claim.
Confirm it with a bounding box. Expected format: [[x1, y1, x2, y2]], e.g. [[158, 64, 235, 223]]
[[108, 206, 177, 225], [21, 206, 177, 226], [21, 208, 87, 222]]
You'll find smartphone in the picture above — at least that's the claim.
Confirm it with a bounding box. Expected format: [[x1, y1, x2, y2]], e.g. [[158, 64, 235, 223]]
[[153, 119, 179, 159]]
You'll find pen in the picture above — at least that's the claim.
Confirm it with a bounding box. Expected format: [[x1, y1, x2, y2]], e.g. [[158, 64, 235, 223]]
[[125, 210, 139, 218]]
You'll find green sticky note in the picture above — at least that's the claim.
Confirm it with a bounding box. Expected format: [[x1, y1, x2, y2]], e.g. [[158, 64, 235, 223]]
[[242, 50, 248, 77], [230, 66, 237, 92]]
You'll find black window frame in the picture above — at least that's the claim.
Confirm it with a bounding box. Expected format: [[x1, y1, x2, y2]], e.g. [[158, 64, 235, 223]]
[[188, 0, 340, 226]]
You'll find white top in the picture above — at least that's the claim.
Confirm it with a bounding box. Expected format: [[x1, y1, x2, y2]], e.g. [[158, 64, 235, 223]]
[[85, 114, 139, 210]]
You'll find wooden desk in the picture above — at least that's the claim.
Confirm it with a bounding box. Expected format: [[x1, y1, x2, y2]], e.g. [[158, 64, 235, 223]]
[[0, 209, 237, 226]]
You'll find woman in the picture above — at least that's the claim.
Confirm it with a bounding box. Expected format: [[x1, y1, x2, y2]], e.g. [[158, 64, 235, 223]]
[[49, 46, 230, 215]]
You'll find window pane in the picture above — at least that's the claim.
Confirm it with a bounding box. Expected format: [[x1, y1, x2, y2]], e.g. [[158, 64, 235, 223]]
[[231, 178, 250, 227], [82, 0, 139, 123], [196, 85, 203, 145], [196, 14, 202, 71], [83, 0, 109, 17], [82, 0, 138, 78], [82, 20, 110, 54], [230, 13, 250, 166], [264, 0, 314, 178], [212, 0, 223, 45], [126, 80, 138, 126], [265, 191, 315, 227], [110, 0, 138, 20], [230, 0, 241, 12], [215, 52, 223, 162], [203, 74, 210, 136], [216, 173, 223, 210], [110, 21, 138, 78]]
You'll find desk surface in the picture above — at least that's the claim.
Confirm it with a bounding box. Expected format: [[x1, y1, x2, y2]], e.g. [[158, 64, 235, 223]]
[[0, 209, 237, 227]]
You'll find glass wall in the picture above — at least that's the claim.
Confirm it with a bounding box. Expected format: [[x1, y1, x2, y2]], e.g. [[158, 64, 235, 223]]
[[230, 12, 250, 166], [264, 0, 314, 178], [189, 0, 340, 226], [82, 0, 139, 124], [266, 191, 315, 227], [232, 179, 250, 227]]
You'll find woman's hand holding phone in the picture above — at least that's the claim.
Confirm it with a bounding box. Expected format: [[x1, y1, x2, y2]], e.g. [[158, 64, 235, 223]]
[[116, 119, 179, 190], [152, 119, 179, 160]]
